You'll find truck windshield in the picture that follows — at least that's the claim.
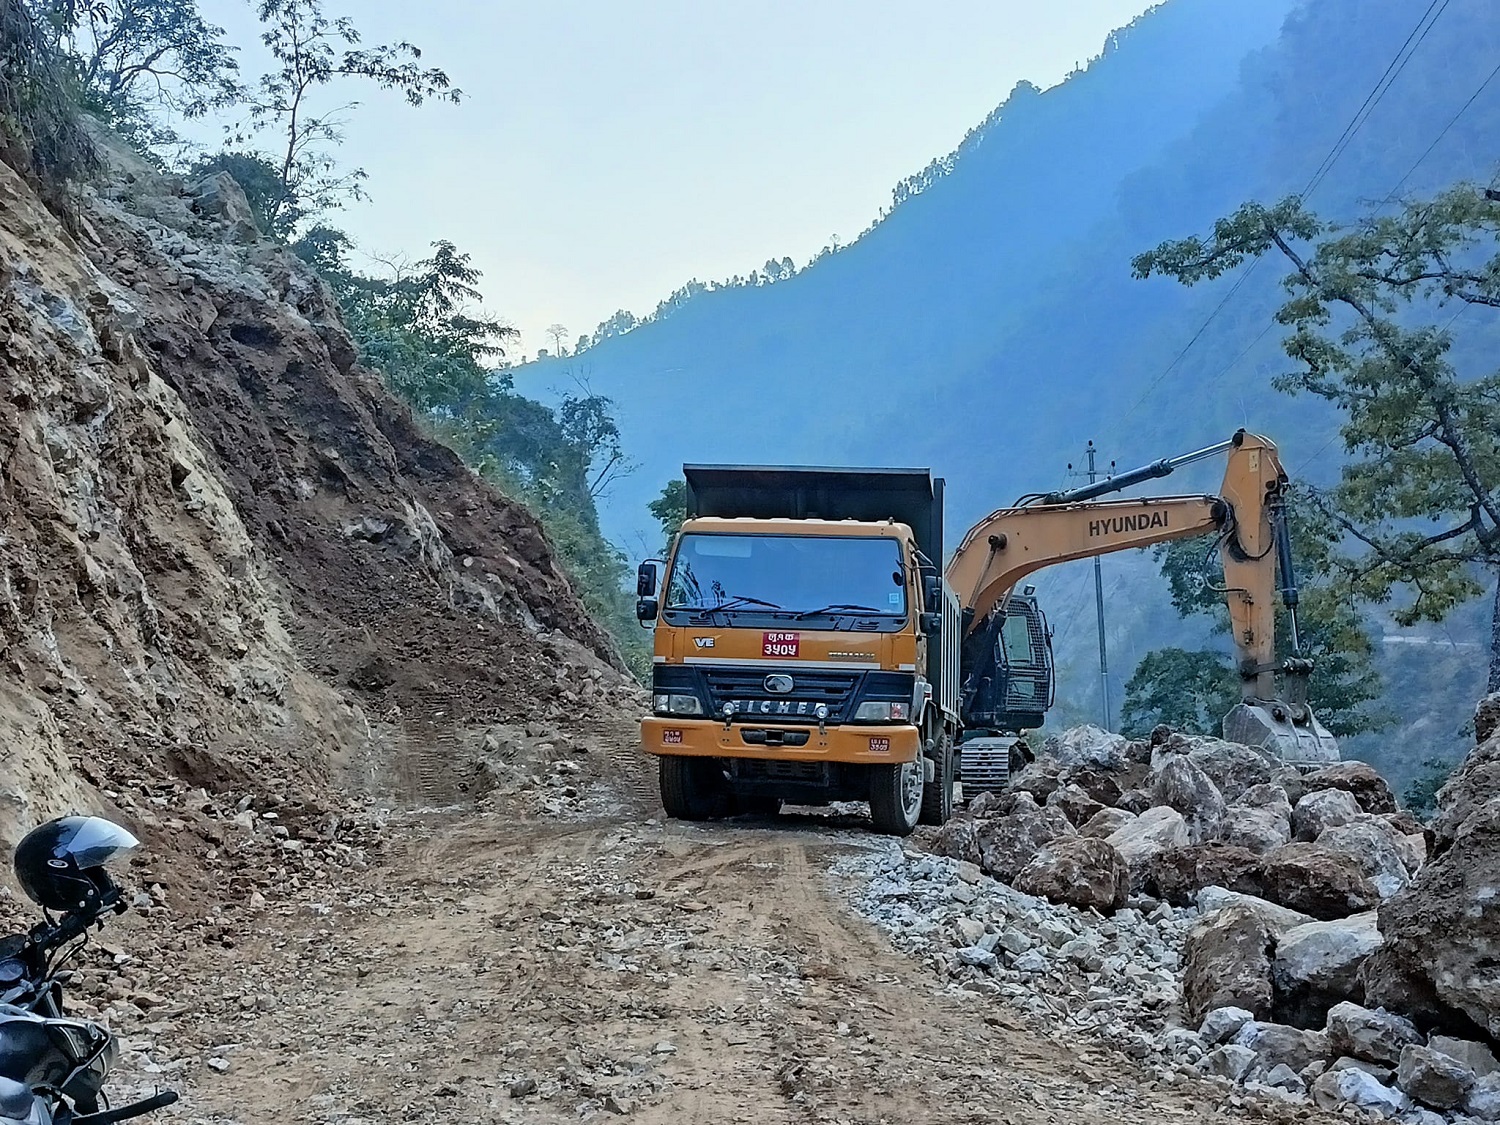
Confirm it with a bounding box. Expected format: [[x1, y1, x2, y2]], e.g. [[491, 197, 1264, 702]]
[[666, 534, 906, 616]]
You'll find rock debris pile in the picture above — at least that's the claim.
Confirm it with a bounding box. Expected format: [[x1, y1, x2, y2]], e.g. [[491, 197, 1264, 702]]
[[840, 699, 1500, 1122]]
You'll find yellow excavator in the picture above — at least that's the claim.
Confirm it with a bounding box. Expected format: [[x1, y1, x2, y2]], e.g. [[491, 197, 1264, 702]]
[[638, 430, 1337, 835], [946, 429, 1337, 793]]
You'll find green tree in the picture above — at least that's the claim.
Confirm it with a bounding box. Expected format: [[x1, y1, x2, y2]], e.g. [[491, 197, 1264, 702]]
[[1130, 529, 1390, 738], [648, 479, 686, 552], [65, 0, 241, 131], [1403, 754, 1460, 818], [1120, 647, 1240, 737], [1134, 186, 1500, 692], [239, 0, 461, 232]]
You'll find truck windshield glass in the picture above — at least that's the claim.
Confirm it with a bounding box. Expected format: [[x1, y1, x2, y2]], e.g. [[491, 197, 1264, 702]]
[[666, 535, 906, 616]]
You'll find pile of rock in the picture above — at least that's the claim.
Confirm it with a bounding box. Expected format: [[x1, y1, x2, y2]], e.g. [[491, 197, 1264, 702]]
[[1179, 1001, 1500, 1119], [880, 707, 1500, 1120], [933, 725, 1423, 921]]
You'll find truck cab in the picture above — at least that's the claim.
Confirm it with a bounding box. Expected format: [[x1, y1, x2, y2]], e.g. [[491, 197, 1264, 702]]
[[638, 466, 961, 835]]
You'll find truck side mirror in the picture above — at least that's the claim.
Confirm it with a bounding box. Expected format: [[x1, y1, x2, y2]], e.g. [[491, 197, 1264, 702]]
[[636, 560, 659, 597], [919, 611, 941, 635], [921, 573, 941, 613], [636, 597, 659, 623]]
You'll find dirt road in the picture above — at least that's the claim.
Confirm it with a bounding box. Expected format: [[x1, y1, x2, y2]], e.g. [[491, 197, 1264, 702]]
[[123, 798, 1322, 1125]]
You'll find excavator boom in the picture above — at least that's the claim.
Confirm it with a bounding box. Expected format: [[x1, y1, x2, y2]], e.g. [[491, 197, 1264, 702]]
[[946, 431, 1338, 764]]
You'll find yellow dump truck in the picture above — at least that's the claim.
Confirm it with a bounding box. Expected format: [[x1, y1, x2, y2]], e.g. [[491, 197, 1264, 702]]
[[638, 434, 1339, 836]]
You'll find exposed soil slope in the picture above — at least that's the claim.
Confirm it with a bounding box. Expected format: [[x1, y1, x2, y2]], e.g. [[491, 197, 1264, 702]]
[[0, 143, 627, 854]]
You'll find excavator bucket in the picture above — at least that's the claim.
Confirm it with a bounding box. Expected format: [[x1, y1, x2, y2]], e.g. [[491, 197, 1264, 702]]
[[1222, 701, 1339, 766]]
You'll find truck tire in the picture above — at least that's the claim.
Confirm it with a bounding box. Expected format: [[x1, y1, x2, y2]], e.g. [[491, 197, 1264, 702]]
[[918, 732, 954, 826], [660, 756, 728, 821], [868, 757, 924, 836]]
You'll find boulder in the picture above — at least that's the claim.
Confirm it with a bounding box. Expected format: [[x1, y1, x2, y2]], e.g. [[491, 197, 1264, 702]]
[[1428, 1035, 1499, 1078], [973, 793, 1075, 881], [1183, 904, 1276, 1024], [1045, 783, 1106, 828], [1389, 830, 1428, 877], [1364, 707, 1500, 1036], [1311, 1067, 1411, 1115], [1396, 1044, 1475, 1109], [1429, 706, 1500, 857], [190, 172, 260, 241], [1199, 1005, 1256, 1046], [1232, 1020, 1331, 1072], [1272, 912, 1382, 1027], [1315, 817, 1412, 897], [1468, 1073, 1500, 1120], [1325, 1002, 1422, 1065], [1220, 805, 1292, 855], [1150, 732, 1278, 803], [1106, 806, 1190, 887], [931, 815, 982, 866], [1303, 761, 1398, 815], [1292, 788, 1362, 842], [1204, 1043, 1259, 1081], [1198, 886, 1315, 936], [1042, 725, 1128, 770], [1479, 692, 1500, 743], [1115, 788, 1153, 815], [1263, 1062, 1306, 1093], [1146, 844, 1261, 906], [1151, 755, 1226, 843], [1079, 807, 1136, 838], [1241, 842, 1380, 920], [1062, 767, 1125, 809], [1009, 759, 1064, 806], [1012, 836, 1130, 913], [1240, 782, 1294, 818]]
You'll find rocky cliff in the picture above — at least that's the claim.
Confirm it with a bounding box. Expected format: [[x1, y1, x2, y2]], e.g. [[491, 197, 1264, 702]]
[[0, 139, 626, 853]]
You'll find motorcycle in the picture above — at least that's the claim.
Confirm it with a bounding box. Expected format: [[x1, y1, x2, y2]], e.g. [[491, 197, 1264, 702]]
[[0, 816, 178, 1125]]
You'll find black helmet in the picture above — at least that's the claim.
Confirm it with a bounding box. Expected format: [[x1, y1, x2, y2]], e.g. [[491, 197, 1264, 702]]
[[14, 816, 139, 913]]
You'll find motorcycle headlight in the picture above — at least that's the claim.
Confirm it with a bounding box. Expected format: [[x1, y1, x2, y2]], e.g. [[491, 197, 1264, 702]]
[[653, 693, 704, 716], [853, 701, 910, 722]]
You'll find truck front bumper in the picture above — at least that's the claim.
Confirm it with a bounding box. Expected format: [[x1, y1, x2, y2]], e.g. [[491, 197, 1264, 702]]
[[642, 717, 920, 764]]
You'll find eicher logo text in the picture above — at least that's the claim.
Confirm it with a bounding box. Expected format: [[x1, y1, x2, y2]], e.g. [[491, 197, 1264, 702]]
[[1088, 511, 1170, 537]]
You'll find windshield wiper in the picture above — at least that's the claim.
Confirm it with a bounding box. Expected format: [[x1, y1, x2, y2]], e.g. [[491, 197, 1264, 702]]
[[794, 603, 889, 619], [682, 594, 785, 613]]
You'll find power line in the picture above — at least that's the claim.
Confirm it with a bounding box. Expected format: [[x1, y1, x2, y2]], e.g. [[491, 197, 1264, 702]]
[[1118, 2, 1452, 425], [1379, 58, 1500, 209], [1301, 0, 1452, 203]]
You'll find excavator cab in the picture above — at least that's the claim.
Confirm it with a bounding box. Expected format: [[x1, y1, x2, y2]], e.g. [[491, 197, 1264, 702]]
[[959, 588, 1055, 733]]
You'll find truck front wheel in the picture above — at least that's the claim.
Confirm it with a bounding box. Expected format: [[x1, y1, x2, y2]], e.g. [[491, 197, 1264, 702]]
[[660, 756, 729, 821], [869, 758, 924, 836]]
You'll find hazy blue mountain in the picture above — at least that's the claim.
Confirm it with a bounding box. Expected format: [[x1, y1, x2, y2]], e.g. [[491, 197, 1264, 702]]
[[516, 0, 1500, 780]]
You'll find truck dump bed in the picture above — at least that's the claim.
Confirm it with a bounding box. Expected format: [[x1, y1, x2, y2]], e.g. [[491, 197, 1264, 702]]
[[682, 465, 945, 563]]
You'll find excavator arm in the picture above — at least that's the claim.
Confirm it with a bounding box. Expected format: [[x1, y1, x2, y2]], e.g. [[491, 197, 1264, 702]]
[[945, 431, 1337, 762]]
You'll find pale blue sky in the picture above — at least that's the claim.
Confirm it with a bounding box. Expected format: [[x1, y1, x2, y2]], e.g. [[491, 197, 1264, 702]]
[[199, 1, 1155, 354]]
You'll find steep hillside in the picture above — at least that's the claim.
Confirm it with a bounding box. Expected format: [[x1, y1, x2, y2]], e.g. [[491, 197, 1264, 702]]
[[0, 140, 636, 855]]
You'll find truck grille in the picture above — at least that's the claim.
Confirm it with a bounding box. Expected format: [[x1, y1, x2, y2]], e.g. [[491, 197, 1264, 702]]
[[702, 668, 860, 723]]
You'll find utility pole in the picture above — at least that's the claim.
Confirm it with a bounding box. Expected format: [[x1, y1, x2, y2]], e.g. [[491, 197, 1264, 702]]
[[1087, 441, 1112, 729]]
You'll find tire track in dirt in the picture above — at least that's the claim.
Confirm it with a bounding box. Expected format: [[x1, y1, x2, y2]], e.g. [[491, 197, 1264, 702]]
[[155, 810, 1341, 1125]]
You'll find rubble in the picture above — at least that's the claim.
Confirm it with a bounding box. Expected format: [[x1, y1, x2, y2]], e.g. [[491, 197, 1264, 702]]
[[843, 717, 1500, 1123], [1182, 905, 1275, 1023]]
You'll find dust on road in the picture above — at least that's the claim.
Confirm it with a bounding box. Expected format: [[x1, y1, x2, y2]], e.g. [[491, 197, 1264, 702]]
[[139, 799, 1322, 1125]]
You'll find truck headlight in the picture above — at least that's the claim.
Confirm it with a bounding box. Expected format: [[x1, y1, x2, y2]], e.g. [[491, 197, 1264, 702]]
[[653, 693, 704, 716], [853, 701, 910, 722]]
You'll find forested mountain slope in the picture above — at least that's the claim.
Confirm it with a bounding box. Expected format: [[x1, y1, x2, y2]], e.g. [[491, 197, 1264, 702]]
[[520, 0, 1500, 779]]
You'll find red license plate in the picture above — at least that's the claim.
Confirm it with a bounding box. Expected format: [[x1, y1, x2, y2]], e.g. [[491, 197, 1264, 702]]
[[869, 737, 891, 753], [762, 631, 800, 657], [662, 730, 683, 745]]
